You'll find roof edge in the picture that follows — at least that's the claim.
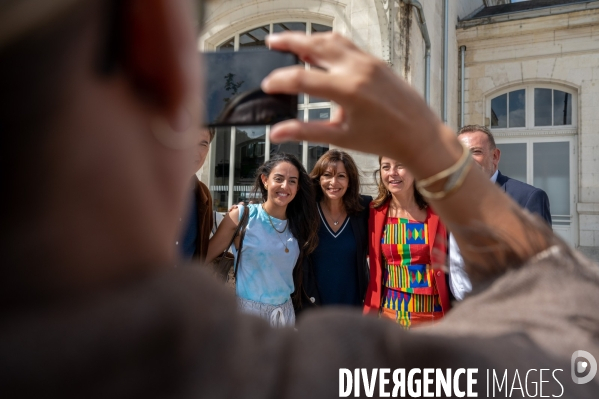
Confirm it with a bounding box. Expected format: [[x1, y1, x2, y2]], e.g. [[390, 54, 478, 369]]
[[458, 0, 599, 29]]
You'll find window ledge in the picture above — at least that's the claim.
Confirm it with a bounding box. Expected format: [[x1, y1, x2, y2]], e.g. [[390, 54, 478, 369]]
[[577, 202, 599, 215], [491, 127, 577, 137]]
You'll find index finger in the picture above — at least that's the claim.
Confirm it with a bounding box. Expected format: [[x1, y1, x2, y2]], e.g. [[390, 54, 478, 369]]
[[266, 31, 358, 66]]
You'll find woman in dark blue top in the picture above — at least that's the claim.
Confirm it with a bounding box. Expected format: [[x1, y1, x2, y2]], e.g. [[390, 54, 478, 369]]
[[298, 150, 371, 312]]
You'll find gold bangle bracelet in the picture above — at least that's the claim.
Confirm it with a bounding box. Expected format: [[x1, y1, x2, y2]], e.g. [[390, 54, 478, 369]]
[[416, 143, 473, 200]]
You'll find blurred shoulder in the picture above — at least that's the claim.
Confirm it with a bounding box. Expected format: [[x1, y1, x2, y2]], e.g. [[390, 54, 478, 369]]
[[195, 179, 211, 202]]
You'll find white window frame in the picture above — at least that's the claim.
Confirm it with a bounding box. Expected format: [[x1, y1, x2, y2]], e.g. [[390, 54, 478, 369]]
[[487, 83, 577, 134], [486, 83, 579, 247], [494, 133, 578, 247]]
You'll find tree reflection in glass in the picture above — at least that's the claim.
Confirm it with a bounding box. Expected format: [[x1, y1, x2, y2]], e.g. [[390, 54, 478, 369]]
[[553, 90, 572, 126], [491, 93, 507, 128]]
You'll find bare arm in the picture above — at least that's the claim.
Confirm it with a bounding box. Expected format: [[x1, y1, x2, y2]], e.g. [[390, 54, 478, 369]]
[[205, 208, 240, 264]]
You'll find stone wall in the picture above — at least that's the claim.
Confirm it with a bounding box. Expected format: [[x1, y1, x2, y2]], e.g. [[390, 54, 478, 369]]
[[457, 8, 599, 259]]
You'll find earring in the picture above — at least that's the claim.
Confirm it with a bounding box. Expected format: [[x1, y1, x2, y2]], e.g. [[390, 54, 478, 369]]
[[264, 184, 268, 189]]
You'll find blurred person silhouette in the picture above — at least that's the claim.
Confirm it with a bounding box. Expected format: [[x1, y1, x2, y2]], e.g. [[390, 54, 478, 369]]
[[178, 127, 214, 262], [0, 0, 597, 397], [300, 150, 371, 312]]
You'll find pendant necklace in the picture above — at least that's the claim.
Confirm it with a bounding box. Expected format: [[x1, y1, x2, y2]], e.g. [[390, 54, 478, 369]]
[[321, 202, 343, 226], [328, 209, 342, 226], [263, 204, 290, 253]]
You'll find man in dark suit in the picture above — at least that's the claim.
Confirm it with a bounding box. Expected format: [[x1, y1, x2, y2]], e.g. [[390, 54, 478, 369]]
[[457, 125, 551, 225], [179, 127, 215, 263], [449, 125, 552, 300], [495, 171, 552, 225]]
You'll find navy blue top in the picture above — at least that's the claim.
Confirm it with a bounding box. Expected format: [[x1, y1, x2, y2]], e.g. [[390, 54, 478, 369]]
[[180, 188, 198, 259], [311, 205, 360, 306]]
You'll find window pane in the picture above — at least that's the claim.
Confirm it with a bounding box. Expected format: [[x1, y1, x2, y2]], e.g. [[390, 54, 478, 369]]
[[211, 127, 231, 212], [311, 23, 332, 33], [534, 88, 552, 126], [216, 37, 235, 52], [553, 90, 572, 126], [497, 143, 527, 184], [271, 110, 302, 160], [533, 142, 569, 216], [234, 126, 266, 203], [239, 25, 269, 51], [270, 142, 303, 161], [308, 108, 331, 171], [273, 22, 306, 33], [508, 89, 525, 128], [490, 94, 507, 128], [308, 108, 331, 121]]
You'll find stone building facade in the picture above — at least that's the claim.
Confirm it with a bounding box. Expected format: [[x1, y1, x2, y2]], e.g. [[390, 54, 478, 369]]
[[458, 0, 599, 259], [199, 0, 599, 259]]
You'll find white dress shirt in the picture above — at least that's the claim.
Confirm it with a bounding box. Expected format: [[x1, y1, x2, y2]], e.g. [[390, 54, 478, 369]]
[[448, 170, 498, 300]]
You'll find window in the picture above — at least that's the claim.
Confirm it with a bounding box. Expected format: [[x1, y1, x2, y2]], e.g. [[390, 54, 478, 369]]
[[489, 85, 575, 130], [496, 138, 575, 246], [210, 22, 333, 210], [488, 84, 578, 247], [491, 89, 525, 128], [534, 88, 572, 127]]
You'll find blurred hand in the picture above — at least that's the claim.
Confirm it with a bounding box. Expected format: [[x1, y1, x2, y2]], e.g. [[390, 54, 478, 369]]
[[262, 32, 452, 170]]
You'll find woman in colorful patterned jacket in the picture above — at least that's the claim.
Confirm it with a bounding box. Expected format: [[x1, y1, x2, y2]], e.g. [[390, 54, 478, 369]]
[[363, 156, 450, 328]]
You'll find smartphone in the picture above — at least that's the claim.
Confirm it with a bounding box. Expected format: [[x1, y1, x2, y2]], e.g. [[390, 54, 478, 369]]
[[203, 50, 299, 127]]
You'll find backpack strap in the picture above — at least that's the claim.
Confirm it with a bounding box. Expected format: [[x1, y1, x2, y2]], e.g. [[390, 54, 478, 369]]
[[233, 206, 250, 279]]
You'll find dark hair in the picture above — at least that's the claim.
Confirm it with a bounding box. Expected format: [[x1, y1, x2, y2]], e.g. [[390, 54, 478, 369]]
[[372, 156, 427, 210], [458, 124, 496, 149], [1, 1, 105, 239], [0, 0, 120, 304], [252, 153, 319, 305], [310, 150, 364, 215]]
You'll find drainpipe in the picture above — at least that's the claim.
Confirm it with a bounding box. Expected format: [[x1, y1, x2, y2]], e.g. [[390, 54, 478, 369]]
[[403, 0, 431, 105], [389, 0, 395, 66], [460, 45, 466, 128], [443, 0, 449, 123]]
